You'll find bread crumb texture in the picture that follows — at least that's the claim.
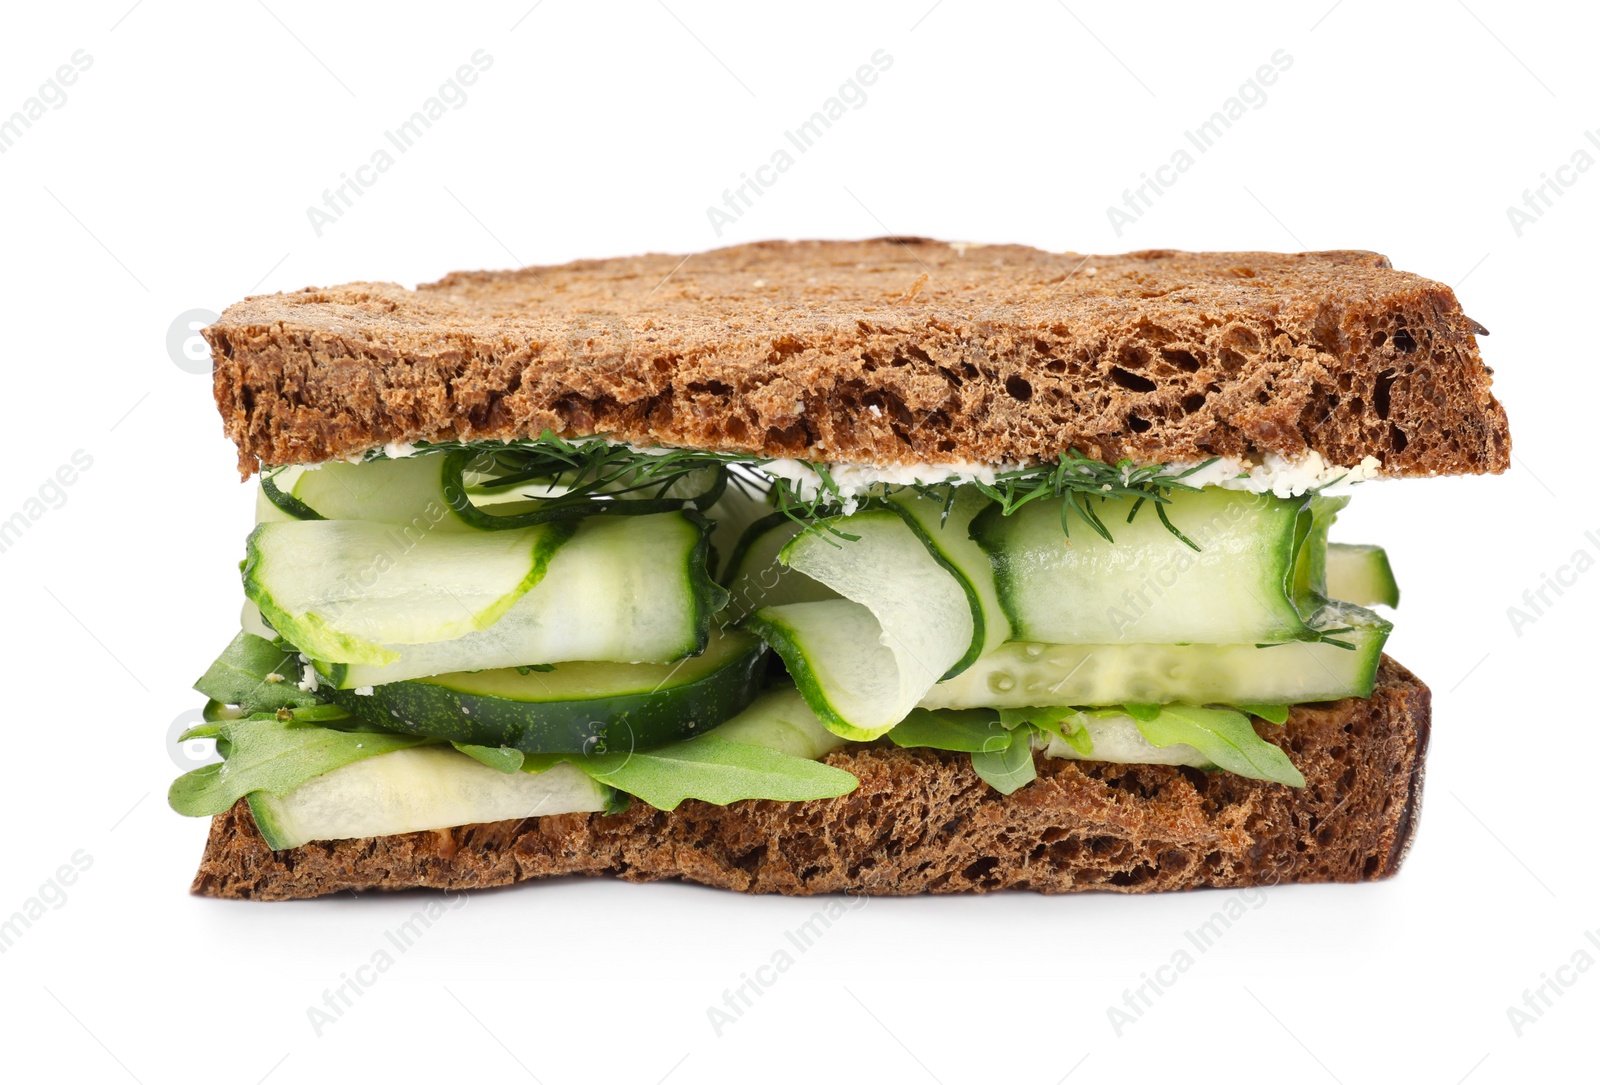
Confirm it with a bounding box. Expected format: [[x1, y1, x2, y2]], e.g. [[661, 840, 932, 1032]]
[[192, 657, 1429, 900], [206, 240, 1509, 477]]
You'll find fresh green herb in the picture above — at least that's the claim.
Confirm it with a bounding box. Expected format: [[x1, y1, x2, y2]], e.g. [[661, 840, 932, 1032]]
[[452, 743, 526, 773], [193, 631, 324, 714], [1132, 704, 1305, 787], [1237, 704, 1291, 725], [1000, 706, 1093, 755], [889, 709, 1011, 753], [959, 451, 1218, 550], [889, 708, 1038, 793], [167, 715, 435, 817], [365, 433, 1216, 546], [969, 726, 1038, 795], [525, 734, 858, 811]]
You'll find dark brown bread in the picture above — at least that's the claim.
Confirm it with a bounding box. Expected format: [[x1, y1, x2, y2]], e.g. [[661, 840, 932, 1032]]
[[206, 240, 1508, 478], [191, 657, 1429, 901]]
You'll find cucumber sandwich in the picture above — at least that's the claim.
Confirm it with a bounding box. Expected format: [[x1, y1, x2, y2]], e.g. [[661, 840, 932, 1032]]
[[174, 240, 1509, 899]]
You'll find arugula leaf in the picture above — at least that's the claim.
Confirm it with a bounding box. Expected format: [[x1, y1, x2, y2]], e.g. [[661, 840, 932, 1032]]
[[452, 743, 526, 773], [889, 710, 1041, 794], [1122, 703, 1163, 722], [527, 735, 857, 811], [168, 717, 436, 817], [888, 709, 1011, 753], [1236, 704, 1291, 725], [193, 631, 321, 714], [1133, 705, 1305, 787], [1000, 706, 1093, 756], [970, 726, 1038, 795]]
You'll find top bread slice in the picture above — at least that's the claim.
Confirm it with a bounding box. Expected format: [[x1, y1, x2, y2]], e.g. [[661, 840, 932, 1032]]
[[205, 238, 1510, 477]]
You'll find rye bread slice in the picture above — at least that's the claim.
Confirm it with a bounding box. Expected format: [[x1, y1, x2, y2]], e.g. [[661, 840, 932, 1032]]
[[190, 657, 1429, 900], [206, 240, 1508, 478]]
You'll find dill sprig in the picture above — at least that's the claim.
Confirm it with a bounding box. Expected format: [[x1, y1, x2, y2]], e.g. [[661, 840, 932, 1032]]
[[368, 434, 1214, 546], [953, 452, 1216, 550]]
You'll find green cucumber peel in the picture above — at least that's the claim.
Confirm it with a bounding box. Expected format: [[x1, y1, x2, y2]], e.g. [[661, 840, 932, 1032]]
[[524, 734, 858, 812], [259, 467, 325, 521]]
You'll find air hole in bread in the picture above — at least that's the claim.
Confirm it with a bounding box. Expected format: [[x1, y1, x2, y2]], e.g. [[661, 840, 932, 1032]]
[[1223, 325, 1261, 352], [688, 379, 732, 397], [1390, 424, 1408, 453], [1392, 327, 1417, 353], [1369, 330, 1388, 349], [962, 856, 1000, 883], [1110, 367, 1157, 393], [1118, 345, 1151, 370], [1373, 370, 1396, 420], [1181, 393, 1207, 414], [1005, 375, 1033, 401], [1127, 412, 1152, 433], [1161, 348, 1201, 372]]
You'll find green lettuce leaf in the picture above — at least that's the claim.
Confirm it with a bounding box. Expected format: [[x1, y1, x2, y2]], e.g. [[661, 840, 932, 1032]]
[[969, 726, 1037, 795], [168, 716, 436, 817], [193, 631, 322, 714], [1133, 705, 1305, 787], [527, 735, 858, 811]]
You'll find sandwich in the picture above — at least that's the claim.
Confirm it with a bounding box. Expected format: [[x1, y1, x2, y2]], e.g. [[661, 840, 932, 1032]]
[[171, 238, 1509, 900]]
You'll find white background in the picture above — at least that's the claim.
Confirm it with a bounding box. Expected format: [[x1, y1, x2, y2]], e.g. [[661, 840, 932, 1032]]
[[0, 1, 1593, 1082]]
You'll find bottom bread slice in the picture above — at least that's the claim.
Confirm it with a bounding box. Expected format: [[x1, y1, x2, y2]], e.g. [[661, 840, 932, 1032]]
[[191, 657, 1430, 901]]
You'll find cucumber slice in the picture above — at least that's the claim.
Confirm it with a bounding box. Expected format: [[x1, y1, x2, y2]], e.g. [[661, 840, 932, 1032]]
[[722, 512, 837, 619], [260, 449, 728, 530], [710, 685, 850, 760], [885, 488, 1011, 666], [703, 477, 778, 579], [972, 488, 1312, 645], [244, 519, 574, 664], [1327, 543, 1400, 608], [303, 513, 724, 687], [920, 601, 1391, 709], [246, 749, 609, 850], [1036, 715, 1213, 770], [1291, 495, 1348, 600], [749, 510, 974, 739], [327, 629, 767, 754]]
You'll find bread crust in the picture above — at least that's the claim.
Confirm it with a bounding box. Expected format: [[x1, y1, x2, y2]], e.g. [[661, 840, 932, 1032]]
[[205, 240, 1509, 478], [190, 657, 1430, 900]]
